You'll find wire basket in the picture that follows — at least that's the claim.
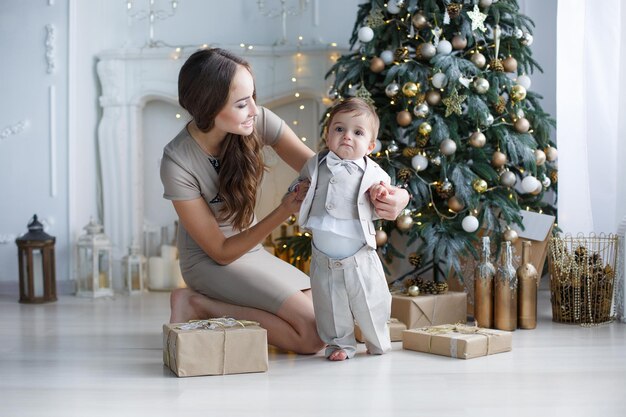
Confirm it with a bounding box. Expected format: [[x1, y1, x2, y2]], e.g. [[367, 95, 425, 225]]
[[548, 233, 618, 325]]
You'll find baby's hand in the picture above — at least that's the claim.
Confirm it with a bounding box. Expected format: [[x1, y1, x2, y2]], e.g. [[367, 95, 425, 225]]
[[368, 182, 389, 201]]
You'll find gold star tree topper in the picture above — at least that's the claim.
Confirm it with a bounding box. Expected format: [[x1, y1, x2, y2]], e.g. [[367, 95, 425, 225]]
[[442, 88, 467, 117], [467, 4, 487, 32]]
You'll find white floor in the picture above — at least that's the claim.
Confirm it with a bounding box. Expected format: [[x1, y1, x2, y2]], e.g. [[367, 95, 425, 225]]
[[1, 288, 625, 417]]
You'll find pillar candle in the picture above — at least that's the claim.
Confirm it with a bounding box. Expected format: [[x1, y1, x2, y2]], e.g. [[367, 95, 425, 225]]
[[148, 256, 166, 290]]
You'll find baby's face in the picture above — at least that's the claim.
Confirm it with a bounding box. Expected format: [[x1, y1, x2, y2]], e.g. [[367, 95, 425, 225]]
[[326, 111, 376, 160]]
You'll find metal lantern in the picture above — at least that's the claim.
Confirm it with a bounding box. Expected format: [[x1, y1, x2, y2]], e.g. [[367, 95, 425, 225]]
[[76, 218, 113, 298], [15, 214, 57, 303], [122, 243, 147, 294]]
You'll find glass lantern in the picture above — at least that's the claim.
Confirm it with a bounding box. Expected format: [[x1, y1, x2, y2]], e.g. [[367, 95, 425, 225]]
[[15, 214, 57, 303], [76, 218, 113, 298], [122, 243, 147, 294]]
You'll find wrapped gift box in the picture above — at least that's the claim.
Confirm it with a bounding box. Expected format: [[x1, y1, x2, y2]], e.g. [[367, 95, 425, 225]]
[[402, 324, 512, 359], [448, 211, 555, 316], [163, 318, 268, 377], [391, 291, 467, 329], [354, 318, 407, 343]]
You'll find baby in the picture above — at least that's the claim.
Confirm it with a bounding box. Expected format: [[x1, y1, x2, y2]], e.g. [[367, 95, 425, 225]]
[[296, 97, 392, 360]]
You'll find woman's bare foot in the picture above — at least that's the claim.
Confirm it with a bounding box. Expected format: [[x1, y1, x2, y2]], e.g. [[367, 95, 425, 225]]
[[327, 349, 348, 361], [170, 288, 204, 323]]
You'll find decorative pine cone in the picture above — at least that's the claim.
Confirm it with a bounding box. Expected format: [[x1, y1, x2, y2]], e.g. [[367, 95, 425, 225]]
[[604, 265, 615, 279], [395, 47, 409, 62], [549, 170, 558, 184], [435, 182, 455, 199], [489, 59, 504, 72], [447, 3, 462, 19], [402, 147, 420, 158], [415, 135, 429, 148], [434, 282, 449, 294], [495, 96, 507, 114], [397, 168, 412, 182], [408, 253, 422, 267]]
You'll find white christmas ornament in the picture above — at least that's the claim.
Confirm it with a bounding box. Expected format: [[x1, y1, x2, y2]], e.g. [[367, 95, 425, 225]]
[[387, 0, 401, 14], [432, 73, 448, 89], [521, 175, 539, 193], [436, 40, 452, 55], [380, 50, 394, 65], [542, 176, 551, 188], [462, 215, 480, 233], [358, 27, 374, 43], [517, 74, 532, 89], [411, 154, 429, 171], [522, 32, 534, 46]]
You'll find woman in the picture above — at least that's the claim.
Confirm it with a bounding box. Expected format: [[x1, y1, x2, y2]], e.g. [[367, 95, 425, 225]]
[[161, 48, 409, 354]]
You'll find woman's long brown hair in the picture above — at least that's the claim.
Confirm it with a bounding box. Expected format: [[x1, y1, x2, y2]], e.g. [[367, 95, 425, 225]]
[[178, 48, 266, 231]]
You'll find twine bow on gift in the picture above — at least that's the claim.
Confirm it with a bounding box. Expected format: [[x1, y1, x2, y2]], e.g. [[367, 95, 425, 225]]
[[420, 322, 501, 358], [176, 317, 260, 331]]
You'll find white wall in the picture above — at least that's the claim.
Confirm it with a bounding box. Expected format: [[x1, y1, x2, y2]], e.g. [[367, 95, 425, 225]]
[[0, 0, 560, 292]]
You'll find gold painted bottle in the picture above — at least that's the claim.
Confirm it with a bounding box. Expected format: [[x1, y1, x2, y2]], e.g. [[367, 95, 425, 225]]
[[495, 241, 518, 331], [474, 236, 495, 328], [517, 241, 538, 329]]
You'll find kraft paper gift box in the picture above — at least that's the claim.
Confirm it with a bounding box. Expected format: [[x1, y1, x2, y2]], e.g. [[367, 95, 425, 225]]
[[402, 324, 512, 359], [354, 318, 407, 343], [448, 210, 555, 316], [391, 291, 467, 329], [163, 318, 268, 377]]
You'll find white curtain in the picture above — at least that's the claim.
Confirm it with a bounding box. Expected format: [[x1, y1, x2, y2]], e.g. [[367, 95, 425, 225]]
[[556, 0, 626, 235]]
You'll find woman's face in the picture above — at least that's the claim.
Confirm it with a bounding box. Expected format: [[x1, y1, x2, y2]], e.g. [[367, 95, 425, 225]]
[[214, 65, 258, 136]]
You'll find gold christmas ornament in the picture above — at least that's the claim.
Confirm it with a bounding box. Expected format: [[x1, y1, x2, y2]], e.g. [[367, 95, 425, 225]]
[[411, 12, 428, 30], [407, 285, 420, 296], [375, 229, 388, 247], [503, 228, 519, 243], [402, 82, 420, 97], [469, 130, 486, 148], [451, 35, 467, 49], [425, 90, 442, 106], [489, 58, 504, 72], [491, 151, 507, 168], [470, 52, 486, 68], [442, 88, 467, 117], [447, 196, 464, 212], [510, 85, 527, 101], [514, 117, 530, 133], [396, 110, 412, 127], [369, 57, 385, 73], [396, 214, 414, 231], [545, 146, 558, 161], [473, 77, 490, 94], [535, 149, 546, 166], [502, 56, 518, 73], [418, 121, 432, 136], [473, 178, 488, 193]]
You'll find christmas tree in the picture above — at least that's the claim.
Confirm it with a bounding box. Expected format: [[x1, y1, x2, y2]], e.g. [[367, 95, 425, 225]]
[[322, 0, 558, 281]]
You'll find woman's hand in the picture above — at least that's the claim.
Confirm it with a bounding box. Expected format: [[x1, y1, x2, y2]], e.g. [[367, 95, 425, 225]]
[[281, 179, 310, 214], [370, 182, 410, 220]]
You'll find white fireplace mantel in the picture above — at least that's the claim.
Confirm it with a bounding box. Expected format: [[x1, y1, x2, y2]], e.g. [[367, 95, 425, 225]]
[[96, 44, 344, 257]]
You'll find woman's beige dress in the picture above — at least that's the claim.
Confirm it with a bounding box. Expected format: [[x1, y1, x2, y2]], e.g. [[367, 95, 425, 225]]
[[160, 107, 310, 314]]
